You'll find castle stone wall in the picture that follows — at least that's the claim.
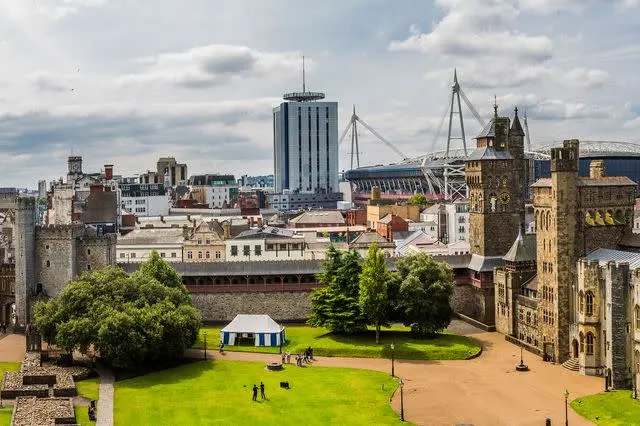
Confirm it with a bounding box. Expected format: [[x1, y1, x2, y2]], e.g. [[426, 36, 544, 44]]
[[36, 226, 79, 298], [191, 292, 313, 322]]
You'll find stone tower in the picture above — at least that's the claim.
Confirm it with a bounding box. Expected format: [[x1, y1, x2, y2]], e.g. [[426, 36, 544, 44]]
[[534, 139, 579, 363], [466, 108, 525, 257], [14, 197, 36, 329]]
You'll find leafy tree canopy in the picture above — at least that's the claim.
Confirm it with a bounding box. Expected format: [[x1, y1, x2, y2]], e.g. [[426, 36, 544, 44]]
[[394, 253, 454, 337], [308, 246, 367, 333], [407, 194, 430, 206], [34, 251, 200, 369], [358, 243, 389, 343]]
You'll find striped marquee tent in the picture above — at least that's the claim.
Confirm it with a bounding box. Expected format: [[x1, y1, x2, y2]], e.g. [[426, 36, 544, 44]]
[[220, 314, 285, 347]]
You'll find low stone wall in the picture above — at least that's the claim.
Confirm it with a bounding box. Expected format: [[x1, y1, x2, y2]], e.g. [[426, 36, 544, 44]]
[[12, 397, 76, 426], [191, 291, 313, 322]]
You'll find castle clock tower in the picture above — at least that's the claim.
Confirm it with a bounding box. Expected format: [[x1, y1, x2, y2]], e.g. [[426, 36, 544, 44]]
[[463, 106, 527, 326], [466, 107, 524, 257]]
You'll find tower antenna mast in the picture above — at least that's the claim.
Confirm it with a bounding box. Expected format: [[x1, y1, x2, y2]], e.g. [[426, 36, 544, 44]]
[[302, 55, 306, 93]]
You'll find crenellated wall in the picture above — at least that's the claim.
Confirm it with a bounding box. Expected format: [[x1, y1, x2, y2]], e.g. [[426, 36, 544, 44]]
[[191, 291, 312, 322]]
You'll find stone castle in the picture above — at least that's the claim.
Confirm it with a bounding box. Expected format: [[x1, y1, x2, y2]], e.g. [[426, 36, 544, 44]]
[[487, 136, 640, 389], [12, 197, 116, 329]]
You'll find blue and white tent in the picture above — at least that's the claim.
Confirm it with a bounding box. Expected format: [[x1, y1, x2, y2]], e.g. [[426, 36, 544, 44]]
[[220, 314, 285, 347]]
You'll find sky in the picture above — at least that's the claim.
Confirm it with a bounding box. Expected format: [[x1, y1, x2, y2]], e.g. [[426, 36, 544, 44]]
[[1, 0, 639, 188]]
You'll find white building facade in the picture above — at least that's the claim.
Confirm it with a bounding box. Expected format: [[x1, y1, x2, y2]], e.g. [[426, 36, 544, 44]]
[[120, 183, 170, 217]]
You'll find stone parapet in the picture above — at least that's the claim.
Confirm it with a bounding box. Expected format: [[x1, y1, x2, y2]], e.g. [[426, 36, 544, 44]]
[[191, 291, 312, 322]]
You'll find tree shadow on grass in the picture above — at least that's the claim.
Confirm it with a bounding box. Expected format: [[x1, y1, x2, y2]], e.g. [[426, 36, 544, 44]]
[[113, 358, 206, 383]]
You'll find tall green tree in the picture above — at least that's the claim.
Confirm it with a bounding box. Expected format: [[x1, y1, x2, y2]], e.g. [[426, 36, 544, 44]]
[[34, 252, 200, 369], [308, 246, 367, 333], [395, 253, 454, 337], [358, 243, 388, 343]]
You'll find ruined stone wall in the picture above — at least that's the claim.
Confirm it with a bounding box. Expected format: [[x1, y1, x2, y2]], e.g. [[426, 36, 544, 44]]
[[191, 292, 313, 322]]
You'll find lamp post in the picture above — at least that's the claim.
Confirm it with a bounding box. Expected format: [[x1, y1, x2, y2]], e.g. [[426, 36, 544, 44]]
[[399, 378, 405, 422], [390, 342, 395, 377], [564, 389, 569, 426], [203, 331, 207, 361]]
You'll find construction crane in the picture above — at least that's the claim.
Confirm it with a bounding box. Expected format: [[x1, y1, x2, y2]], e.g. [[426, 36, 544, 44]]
[[339, 106, 408, 169]]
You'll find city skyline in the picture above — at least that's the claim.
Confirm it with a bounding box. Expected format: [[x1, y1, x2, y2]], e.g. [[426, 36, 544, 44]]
[[1, 0, 640, 187]]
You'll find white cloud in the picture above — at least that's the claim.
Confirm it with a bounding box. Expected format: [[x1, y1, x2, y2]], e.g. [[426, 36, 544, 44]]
[[390, 0, 553, 63], [562, 68, 610, 88], [118, 45, 302, 88]]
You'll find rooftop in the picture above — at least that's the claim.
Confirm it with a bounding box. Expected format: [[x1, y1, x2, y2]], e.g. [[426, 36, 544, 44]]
[[117, 228, 184, 245], [289, 210, 346, 225], [503, 231, 537, 263], [584, 248, 640, 269], [532, 176, 637, 188]]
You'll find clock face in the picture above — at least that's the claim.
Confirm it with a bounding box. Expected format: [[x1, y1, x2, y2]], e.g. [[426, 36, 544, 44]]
[[71, 163, 80, 172], [499, 192, 511, 205]]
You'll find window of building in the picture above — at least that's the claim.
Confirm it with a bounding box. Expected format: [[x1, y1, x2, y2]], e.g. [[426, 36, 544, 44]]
[[206, 239, 211, 245], [171, 252, 177, 258], [87, 264, 91, 271], [46, 260, 50, 267], [579, 291, 584, 313], [197, 239, 202, 245], [458, 226, 465, 234], [45, 244, 49, 250], [120, 253, 125, 258], [526, 311, 531, 324], [636, 305, 640, 329], [160, 252, 166, 258], [585, 291, 594, 316], [243, 245, 250, 256], [215, 251, 221, 259], [198, 251, 203, 259], [231, 246, 238, 256], [87, 248, 91, 255], [206, 251, 210, 259], [187, 251, 193, 259], [255, 245, 261, 256], [280, 244, 287, 250], [586, 332, 594, 355], [131, 253, 136, 258]]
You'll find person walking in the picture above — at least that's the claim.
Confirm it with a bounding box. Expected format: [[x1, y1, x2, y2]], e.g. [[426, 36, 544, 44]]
[[281, 353, 286, 364], [252, 384, 258, 401], [286, 351, 291, 364], [219, 342, 225, 353], [260, 382, 266, 399]]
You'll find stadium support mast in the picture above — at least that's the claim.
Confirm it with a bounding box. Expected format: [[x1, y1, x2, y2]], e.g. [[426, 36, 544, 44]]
[[339, 106, 407, 169], [446, 69, 467, 158]]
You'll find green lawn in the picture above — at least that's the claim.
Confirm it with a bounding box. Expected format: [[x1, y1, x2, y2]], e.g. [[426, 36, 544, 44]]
[[0, 362, 20, 426], [194, 325, 480, 360], [572, 390, 640, 425], [74, 406, 96, 426], [115, 359, 405, 425], [0, 407, 11, 426], [76, 377, 100, 401]]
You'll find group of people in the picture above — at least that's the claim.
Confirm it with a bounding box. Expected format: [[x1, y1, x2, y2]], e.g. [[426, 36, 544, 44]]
[[251, 382, 266, 401], [0, 323, 8, 334], [280, 347, 314, 367]]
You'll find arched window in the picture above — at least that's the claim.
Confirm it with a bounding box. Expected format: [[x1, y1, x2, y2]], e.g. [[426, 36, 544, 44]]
[[526, 311, 531, 324], [586, 332, 595, 355], [579, 332, 584, 353], [579, 291, 584, 313], [636, 305, 640, 329], [46, 260, 50, 268], [585, 291, 594, 316]]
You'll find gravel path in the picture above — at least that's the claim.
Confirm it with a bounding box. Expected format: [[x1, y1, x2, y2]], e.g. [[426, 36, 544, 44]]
[[95, 363, 114, 426]]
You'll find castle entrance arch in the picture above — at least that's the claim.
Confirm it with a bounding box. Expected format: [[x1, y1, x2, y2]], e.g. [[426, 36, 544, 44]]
[[543, 342, 555, 362], [2, 300, 15, 326], [571, 339, 578, 359]]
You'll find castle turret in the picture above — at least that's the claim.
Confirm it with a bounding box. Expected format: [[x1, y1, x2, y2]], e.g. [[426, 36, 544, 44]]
[[14, 197, 36, 329]]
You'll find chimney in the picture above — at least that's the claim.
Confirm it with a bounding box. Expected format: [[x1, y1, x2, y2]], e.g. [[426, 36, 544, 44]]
[[257, 217, 263, 227], [104, 164, 114, 180], [160, 215, 164, 223], [589, 160, 606, 179], [222, 221, 231, 239]]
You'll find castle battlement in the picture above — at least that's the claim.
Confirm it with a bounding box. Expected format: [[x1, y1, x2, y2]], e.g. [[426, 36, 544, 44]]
[[35, 224, 85, 240]]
